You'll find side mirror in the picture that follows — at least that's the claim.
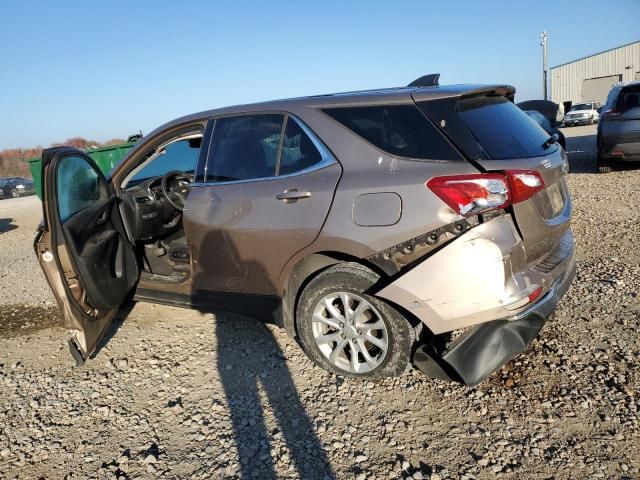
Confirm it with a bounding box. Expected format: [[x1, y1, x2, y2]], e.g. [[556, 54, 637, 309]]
[[597, 107, 603, 114]]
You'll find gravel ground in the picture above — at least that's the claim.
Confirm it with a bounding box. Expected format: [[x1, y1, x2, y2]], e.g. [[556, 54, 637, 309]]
[[0, 124, 638, 479]]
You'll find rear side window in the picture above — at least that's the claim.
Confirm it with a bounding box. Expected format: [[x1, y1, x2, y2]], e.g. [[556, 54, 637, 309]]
[[206, 114, 284, 182], [323, 105, 462, 160], [457, 96, 553, 159], [278, 119, 322, 175]]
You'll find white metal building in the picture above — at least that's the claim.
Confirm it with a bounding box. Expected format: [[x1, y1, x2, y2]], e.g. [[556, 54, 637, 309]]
[[550, 40, 640, 110]]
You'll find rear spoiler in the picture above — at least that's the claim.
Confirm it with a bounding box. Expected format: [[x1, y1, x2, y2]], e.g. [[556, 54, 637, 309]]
[[412, 84, 516, 103], [459, 85, 515, 103]]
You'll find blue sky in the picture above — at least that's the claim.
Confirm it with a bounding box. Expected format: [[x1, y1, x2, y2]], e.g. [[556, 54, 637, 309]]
[[0, 0, 638, 150]]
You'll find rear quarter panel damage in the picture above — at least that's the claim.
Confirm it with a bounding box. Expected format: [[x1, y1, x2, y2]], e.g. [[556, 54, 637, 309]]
[[375, 215, 541, 334]]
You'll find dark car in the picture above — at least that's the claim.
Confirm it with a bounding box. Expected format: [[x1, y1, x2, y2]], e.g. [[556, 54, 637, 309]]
[[523, 110, 566, 151], [35, 78, 574, 385], [0, 176, 35, 199], [517, 100, 564, 126], [597, 81, 640, 173]]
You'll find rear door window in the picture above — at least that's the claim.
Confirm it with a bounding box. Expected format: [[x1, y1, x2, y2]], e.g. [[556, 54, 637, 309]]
[[323, 105, 462, 160], [278, 118, 323, 175], [457, 96, 553, 159], [206, 114, 284, 182]]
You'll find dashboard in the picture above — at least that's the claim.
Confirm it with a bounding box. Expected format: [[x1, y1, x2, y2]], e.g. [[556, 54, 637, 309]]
[[120, 176, 183, 243]]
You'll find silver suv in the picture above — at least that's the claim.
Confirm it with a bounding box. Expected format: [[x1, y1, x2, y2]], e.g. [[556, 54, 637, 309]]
[[35, 76, 575, 385]]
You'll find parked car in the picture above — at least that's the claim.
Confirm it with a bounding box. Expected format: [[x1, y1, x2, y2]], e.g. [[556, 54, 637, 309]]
[[523, 110, 566, 150], [517, 99, 564, 126], [597, 80, 640, 173], [563, 101, 601, 126], [35, 78, 575, 385], [0, 176, 35, 199]]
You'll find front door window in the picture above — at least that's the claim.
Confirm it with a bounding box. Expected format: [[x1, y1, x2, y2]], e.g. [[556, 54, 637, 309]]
[[56, 155, 101, 221]]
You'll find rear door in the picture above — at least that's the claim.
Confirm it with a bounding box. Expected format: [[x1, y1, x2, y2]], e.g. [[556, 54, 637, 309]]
[[416, 92, 571, 262], [184, 113, 341, 320], [35, 147, 139, 363]]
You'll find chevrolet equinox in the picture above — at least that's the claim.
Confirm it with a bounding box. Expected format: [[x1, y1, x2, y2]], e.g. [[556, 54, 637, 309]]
[[35, 76, 575, 385]]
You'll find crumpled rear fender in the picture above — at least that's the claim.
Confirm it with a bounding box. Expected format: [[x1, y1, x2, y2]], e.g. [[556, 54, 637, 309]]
[[375, 215, 546, 334]]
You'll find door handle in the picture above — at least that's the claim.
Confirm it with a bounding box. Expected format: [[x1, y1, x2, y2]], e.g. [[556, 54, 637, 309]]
[[275, 189, 311, 203]]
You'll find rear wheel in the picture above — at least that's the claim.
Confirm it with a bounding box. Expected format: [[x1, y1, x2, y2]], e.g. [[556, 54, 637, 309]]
[[295, 263, 415, 379]]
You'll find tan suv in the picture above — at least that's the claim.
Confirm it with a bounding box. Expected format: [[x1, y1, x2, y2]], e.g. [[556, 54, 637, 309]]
[[35, 77, 575, 385]]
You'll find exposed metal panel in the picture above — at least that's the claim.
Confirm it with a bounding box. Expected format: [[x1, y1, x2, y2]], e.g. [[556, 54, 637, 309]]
[[582, 75, 622, 103], [550, 41, 640, 105]]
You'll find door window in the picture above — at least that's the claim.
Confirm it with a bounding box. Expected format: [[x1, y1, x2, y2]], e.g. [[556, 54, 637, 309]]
[[278, 118, 323, 175], [205, 114, 284, 182], [56, 156, 101, 221]]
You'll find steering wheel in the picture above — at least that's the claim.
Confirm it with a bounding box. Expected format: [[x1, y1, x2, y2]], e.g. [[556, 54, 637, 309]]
[[161, 171, 192, 211]]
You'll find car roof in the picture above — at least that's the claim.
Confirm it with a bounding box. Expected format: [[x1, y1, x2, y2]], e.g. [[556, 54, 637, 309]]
[[153, 83, 515, 131]]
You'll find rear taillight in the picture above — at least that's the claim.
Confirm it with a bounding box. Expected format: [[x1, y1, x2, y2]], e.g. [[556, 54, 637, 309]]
[[601, 108, 621, 120], [426, 170, 544, 217]]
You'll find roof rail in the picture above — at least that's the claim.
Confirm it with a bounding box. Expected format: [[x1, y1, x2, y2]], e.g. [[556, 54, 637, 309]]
[[408, 73, 440, 87]]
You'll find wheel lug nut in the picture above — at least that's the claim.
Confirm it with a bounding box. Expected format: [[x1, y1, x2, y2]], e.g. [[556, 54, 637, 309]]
[[339, 322, 345, 328], [357, 329, 362, 335], [341, 333, 346, 339]]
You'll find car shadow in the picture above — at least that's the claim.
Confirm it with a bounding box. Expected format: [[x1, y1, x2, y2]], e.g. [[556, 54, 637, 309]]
[[564, 133, 597, 174], [0, 217, 18, 234], [214, 314, 333, 479], [191, 229, 334, 479], [89, 205, 335, 477]]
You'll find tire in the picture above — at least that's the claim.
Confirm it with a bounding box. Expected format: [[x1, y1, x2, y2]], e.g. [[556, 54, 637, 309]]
[[597, 156, 612, 174], [295, 262, 415, 379], [10, 189, 19, 198]]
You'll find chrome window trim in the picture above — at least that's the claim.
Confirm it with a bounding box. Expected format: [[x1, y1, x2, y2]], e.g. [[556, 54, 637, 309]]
[[194, 114, 337, 187]]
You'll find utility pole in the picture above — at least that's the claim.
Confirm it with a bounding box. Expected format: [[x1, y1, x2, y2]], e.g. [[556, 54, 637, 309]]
[[540, 31, 548, 100]]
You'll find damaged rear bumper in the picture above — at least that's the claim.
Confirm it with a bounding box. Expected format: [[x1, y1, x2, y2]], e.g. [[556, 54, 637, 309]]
[[413, 258, 575, 385]]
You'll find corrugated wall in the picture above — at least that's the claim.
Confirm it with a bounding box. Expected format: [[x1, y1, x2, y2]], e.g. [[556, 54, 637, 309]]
[[550, 41, 640, 105]]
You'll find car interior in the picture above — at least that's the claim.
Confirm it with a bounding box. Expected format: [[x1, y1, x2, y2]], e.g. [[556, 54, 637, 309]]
[[119, 131, 203, 283]]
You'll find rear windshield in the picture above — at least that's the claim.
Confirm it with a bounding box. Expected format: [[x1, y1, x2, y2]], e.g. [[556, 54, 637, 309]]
[[457, 96, 554, 159], [616, 86, 640, 110], [323, 105, 462, 160]]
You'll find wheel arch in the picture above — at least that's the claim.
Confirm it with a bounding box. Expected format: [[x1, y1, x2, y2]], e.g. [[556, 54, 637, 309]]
[[280, 251, 385, 339]]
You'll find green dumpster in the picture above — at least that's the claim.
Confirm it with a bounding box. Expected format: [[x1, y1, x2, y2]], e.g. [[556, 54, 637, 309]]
[[27, 141, 137, 200]]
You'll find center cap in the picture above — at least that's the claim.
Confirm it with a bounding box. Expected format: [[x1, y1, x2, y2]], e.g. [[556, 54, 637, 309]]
[[345, 325, 359, 339]]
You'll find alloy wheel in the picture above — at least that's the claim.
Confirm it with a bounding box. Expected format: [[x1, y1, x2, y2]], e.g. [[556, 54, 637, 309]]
[[311, 291, 389, 374]]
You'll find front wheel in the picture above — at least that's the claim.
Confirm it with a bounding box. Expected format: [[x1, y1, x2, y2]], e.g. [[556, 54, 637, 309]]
[[10, 189, 19, 198], [295, 263, 416, 379]]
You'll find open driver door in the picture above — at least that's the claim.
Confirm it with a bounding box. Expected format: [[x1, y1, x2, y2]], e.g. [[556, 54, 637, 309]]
[[34, 147, 139, 364]]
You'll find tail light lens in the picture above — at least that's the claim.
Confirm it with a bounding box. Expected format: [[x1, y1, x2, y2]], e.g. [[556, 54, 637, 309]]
[[601, 108, 621, 120], [426, 170, 544, 217]]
